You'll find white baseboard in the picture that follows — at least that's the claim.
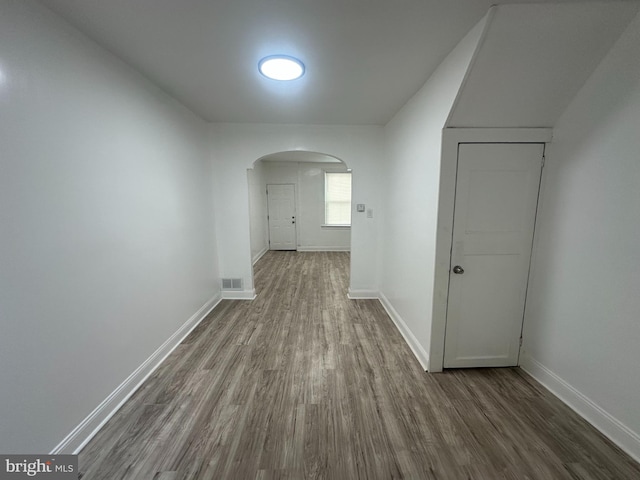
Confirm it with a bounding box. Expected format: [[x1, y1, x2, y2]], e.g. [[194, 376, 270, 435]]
[[221, 289, 256, 300], [50, 292, 223, 455], [252, 246, 269, 265], [520, 352, 640, 463], [297, 246, 350, 252], [378, 293, 429, 371], [347, 289, 379, 299]]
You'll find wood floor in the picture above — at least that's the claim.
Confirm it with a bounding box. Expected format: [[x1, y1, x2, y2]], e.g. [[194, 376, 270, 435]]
[[79, 251, 640, 479]]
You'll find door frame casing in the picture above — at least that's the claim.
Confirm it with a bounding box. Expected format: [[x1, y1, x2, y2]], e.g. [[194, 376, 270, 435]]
[[429, 128, 553, 372]]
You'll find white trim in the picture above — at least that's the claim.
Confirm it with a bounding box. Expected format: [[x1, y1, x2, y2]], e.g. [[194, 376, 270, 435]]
[[298, 246, 350, 252], [441, 128, 553, 143], [347, 289, 379, 299], [429, 127, 554, 372], [50, 292, 223, 455], [520, 353, 640, 463], [252, 246, 269, 265], [221, 289, 257, 300], [379, 293, 429, 371], [321, 224, 351, 229]]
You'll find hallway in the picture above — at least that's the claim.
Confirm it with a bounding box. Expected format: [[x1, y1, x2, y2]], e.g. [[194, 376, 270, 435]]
[[78, 252, 640, 479]]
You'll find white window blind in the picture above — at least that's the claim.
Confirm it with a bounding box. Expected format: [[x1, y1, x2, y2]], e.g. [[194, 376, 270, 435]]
[[325, 172, 352, 226]]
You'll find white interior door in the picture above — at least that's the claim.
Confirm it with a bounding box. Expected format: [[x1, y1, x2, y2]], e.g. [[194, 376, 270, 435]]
[[444, 143, 543, 368], [267, 184, 297, 251]]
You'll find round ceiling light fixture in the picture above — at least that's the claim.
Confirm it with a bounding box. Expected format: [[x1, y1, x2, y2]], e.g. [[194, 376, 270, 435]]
[[258, 55, 305, 81]]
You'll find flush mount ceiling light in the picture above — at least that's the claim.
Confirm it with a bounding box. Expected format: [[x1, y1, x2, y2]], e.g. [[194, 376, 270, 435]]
[[258, 55, 305, 81]]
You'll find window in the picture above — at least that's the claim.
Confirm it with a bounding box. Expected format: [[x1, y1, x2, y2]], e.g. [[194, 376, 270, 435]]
[[324, 172, 352, 226]]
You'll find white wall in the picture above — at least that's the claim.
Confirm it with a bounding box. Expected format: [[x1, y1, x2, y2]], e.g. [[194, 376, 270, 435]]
[[260, 161, 351, 251], [0, 0, 218, 453], [211, 123, 384, 297], [522, 11, 640, 460], [247, 160, 268, 263], [378, 19, 486, 369]]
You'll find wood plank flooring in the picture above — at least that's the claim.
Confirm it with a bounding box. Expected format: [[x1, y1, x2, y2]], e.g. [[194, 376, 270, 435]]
[[79, 251, 640, 479]]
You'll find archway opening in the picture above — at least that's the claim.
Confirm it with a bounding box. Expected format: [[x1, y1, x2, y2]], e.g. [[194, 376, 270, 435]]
[[247, 151, 352, 294]]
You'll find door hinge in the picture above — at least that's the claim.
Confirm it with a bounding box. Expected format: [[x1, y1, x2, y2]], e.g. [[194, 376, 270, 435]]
[[541, 155, 546, 169], [519, 336, 523, 347]]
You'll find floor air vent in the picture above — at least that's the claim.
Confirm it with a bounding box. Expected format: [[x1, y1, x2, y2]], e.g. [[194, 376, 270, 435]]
[[222, 278, 243, 290]]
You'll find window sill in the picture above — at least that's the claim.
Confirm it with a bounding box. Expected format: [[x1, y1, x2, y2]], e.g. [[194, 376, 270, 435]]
[[322, 224, 351, 229]]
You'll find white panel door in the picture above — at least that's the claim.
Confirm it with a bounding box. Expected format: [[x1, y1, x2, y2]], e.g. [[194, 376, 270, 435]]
[[267, 184, 297, 251], [444, 143, 543, 368]]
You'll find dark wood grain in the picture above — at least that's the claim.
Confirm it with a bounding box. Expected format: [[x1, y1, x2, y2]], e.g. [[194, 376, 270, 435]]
[[79, 251, 640, 479]]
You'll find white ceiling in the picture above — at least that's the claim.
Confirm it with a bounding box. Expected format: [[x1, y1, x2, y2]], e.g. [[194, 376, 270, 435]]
[[40, 0, 630, 125], [447, 2, 639, 127]]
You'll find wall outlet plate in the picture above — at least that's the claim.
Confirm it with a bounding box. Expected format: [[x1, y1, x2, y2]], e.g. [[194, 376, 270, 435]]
[[356, 204, 365, 212]]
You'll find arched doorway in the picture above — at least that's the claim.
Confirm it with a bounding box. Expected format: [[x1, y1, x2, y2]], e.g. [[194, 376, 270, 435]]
[[247, 150, 352, 292]]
